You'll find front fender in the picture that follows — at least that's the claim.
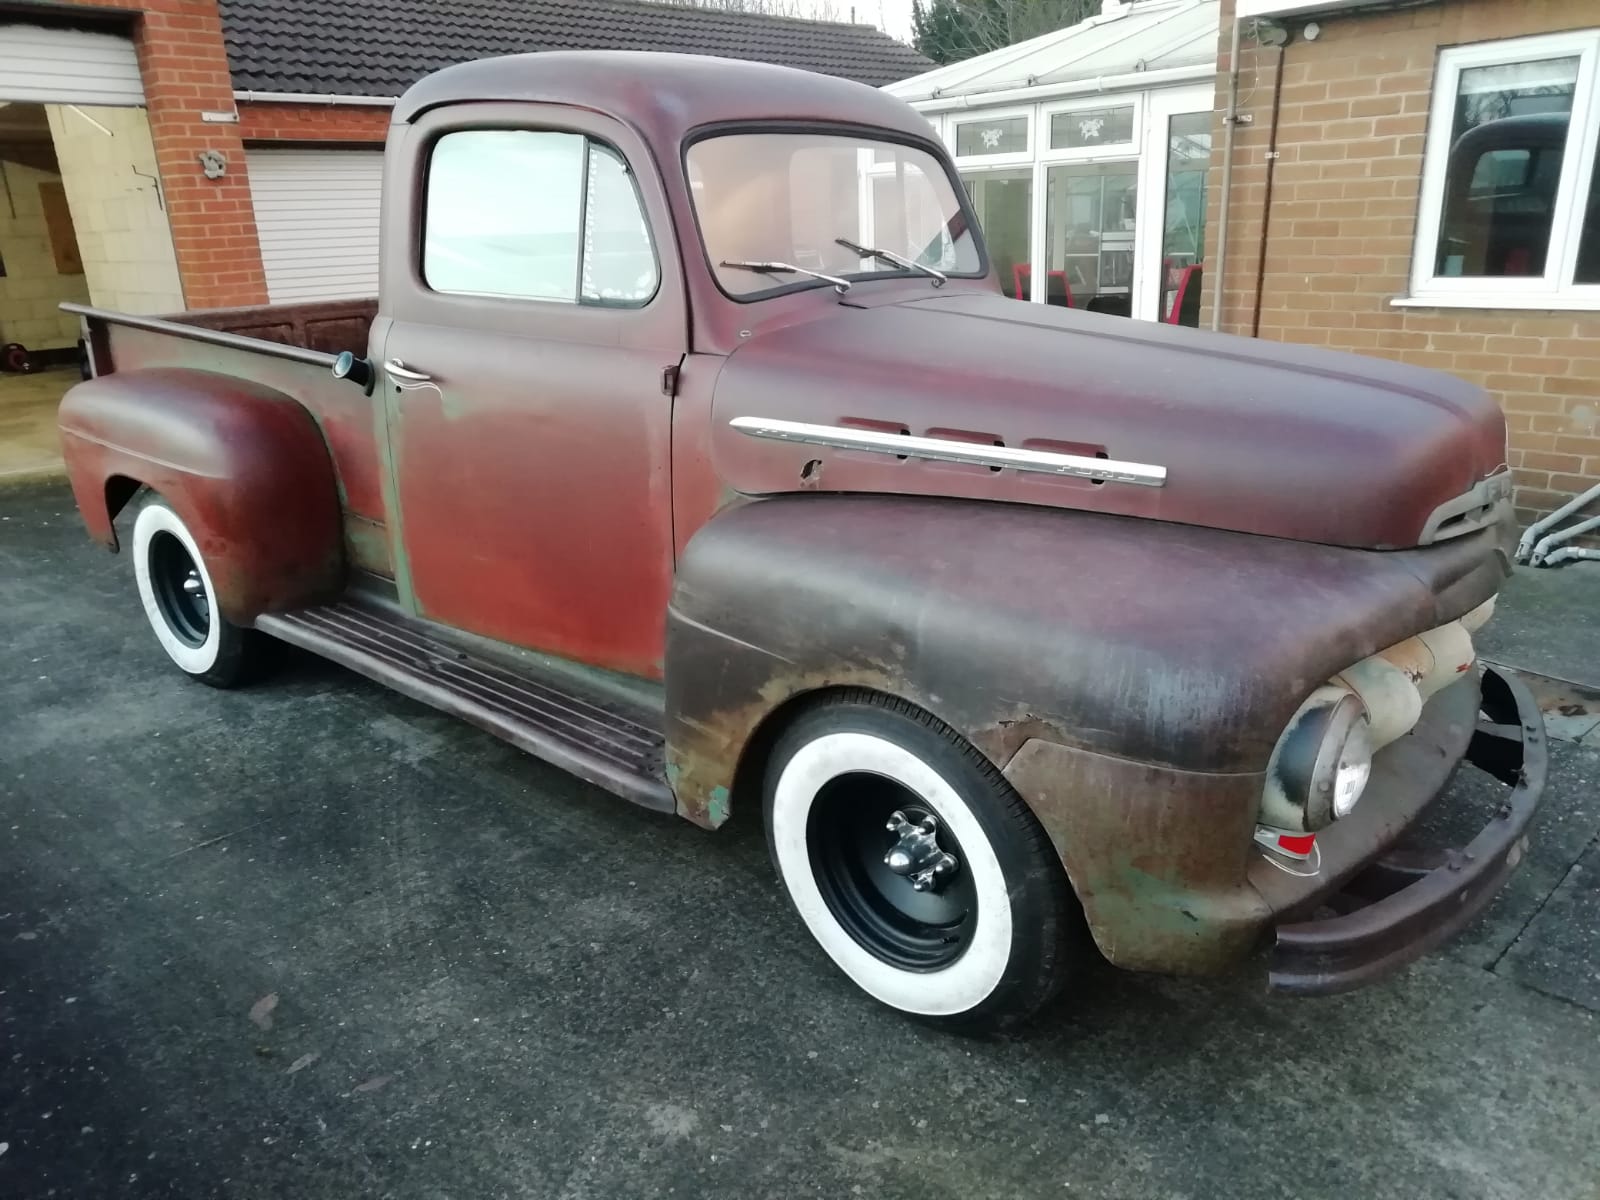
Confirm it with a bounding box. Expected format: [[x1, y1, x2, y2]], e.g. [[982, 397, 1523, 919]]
[[59, 367, 343, 623], [663, 493, 1508, 966]]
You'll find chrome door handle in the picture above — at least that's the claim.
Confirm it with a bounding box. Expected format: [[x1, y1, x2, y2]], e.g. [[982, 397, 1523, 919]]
[[384, 358, 433, 383]]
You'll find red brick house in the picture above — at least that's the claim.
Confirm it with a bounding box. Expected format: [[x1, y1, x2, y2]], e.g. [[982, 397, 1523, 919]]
[[1204, 0, 1600, 522], [0, 0, 929, 357]]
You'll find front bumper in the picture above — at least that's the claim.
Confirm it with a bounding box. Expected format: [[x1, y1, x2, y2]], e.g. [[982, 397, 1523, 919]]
[[1267, 666, 1548, 995]]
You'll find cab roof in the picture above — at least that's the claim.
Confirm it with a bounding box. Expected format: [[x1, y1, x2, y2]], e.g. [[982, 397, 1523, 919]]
[[393, 50, 940, 146]]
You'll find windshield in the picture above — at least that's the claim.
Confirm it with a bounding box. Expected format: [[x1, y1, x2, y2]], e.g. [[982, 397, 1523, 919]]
[[686, 131, 984, 299]]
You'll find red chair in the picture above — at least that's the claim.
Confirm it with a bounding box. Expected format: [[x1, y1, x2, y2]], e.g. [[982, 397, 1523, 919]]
[[1012, 264, 1072, 306], [1166, 262, 1203, 326]]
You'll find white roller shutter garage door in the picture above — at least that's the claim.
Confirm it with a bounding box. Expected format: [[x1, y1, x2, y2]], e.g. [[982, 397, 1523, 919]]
[[247, 150, 384, 302], [0, 24, 144, 105]]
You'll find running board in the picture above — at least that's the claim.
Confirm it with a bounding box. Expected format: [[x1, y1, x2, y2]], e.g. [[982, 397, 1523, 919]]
[[255, 601, 674, 813]]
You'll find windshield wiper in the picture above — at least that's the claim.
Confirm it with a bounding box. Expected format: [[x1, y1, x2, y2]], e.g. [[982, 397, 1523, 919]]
[[834, 238, 947, 286], [719, 260, 852, 294]]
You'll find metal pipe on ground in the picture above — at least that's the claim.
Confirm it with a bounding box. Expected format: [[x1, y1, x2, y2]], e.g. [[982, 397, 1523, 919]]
[[1516, 479, 1600, 562], [1544, 547, 1600, 566], [1533, 513, 1600, 565]]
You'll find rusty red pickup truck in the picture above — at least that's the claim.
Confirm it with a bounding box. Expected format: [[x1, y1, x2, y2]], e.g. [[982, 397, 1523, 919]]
[[57, 51, 1546, 1031]]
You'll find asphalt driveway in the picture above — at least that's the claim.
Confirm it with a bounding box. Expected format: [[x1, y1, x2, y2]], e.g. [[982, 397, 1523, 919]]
[[3, 480, 1599, 1200]]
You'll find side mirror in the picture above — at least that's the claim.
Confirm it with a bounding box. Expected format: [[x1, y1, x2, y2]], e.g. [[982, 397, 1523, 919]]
[[333, 350, 375, 394]]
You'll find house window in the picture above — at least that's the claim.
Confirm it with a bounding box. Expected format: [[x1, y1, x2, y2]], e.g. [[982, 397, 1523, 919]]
[[1410, 31, 1600, 308], [425, 130, 657, 305], [954, 115, 1029, 157], [1049, 105, 1135, 151]]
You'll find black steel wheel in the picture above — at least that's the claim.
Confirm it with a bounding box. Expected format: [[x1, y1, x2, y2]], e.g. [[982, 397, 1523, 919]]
[[808, 774, 978, 972], [147, 530, 211, 648], [764, 691, 1085, 1032]]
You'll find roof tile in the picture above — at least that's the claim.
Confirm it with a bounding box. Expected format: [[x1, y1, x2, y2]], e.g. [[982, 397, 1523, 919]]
[[220, 0, 933, 95]]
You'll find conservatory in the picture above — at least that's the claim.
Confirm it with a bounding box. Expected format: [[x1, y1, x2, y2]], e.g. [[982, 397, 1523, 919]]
[[886, 0, 1220, 325]]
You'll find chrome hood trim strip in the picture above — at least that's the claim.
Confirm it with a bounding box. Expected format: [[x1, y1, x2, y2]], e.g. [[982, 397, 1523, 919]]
[[729, 416, 1167, 488]]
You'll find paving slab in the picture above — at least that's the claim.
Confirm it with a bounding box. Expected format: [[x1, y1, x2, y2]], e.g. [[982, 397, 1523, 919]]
[[1497, 832, 1600, 1012], [1477, 560, 1600, 694], [1425, 738, 1600, 970]]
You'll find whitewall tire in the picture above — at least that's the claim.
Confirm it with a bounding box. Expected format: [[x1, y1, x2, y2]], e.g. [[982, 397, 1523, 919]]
[[763, 693, 1082, 1031], [130, 493, 258, 688]]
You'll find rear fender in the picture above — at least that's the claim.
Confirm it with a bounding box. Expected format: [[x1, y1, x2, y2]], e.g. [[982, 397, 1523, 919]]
[[59, 367, 344, 623]]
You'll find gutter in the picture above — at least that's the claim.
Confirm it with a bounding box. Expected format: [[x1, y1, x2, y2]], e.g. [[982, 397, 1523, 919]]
[[907, 62, 1213, 113], [233, 90, 397, 107], [1237, 0, 1436, 17]]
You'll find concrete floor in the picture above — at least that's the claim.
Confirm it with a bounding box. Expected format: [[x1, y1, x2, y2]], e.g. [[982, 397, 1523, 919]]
[[3, 480, 1600, 1200], [0, 368, 76, 483]]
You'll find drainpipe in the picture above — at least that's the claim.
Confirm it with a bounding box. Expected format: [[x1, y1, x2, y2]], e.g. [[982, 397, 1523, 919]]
[[1516, 479, 1600, 562], [1250, 37, 1288, 338], [1210, 13, 1246, 332]]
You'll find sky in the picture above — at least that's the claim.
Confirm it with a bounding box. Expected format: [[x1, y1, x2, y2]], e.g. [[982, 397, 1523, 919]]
[[805, 0, 917, 42]]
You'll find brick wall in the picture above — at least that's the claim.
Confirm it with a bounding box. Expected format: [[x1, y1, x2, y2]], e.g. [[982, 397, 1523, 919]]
[[238, 102, 390, 144], [47, 0, 271, 308], [37, 2, 395, 310], [1204, 0, 1600, 522]]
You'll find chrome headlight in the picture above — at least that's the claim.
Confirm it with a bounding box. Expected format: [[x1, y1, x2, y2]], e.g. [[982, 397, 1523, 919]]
[[1261, 686, 1375, 832]]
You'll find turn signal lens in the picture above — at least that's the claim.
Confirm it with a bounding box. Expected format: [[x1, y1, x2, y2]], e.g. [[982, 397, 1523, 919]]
[[1253, 826, 1317, 862], [1275, 832, 1316, 857]]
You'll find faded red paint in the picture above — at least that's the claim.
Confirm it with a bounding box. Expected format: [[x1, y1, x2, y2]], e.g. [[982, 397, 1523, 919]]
[[99, 307, 389, 527], [709, 292, 1509, 550], [58, 367, 343, 622], [377, 101, 686, 677]]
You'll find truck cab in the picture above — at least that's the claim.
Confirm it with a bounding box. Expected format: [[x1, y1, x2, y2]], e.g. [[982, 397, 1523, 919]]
[[57, 52, 1546, 1032]]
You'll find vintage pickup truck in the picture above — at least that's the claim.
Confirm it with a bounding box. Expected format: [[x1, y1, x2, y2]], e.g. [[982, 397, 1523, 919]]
[[58, 51, 1546, 1031]]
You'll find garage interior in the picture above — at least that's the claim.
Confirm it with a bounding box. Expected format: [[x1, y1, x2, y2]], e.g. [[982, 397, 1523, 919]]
[[0, 101, 84, 481], [0, 21, 182, 482]]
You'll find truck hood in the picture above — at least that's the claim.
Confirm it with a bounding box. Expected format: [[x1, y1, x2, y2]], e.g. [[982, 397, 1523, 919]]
[[708, 290, 1510, 550]]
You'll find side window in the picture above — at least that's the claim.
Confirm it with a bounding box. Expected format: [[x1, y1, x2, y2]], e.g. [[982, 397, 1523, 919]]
[[424, 130, 658, 307], [582, 143, 659, 305]]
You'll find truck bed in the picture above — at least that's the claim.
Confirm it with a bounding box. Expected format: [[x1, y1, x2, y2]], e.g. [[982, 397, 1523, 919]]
[[172, 298, 378, 357], [63, 297, 390, 574]]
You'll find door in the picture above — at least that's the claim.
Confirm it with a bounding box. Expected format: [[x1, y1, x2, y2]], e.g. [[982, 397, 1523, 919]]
[[247, 150, 384, 302], [378, 104, 687, 680], [1137, 87, 1215, 324], [0, 24, 143, 105]]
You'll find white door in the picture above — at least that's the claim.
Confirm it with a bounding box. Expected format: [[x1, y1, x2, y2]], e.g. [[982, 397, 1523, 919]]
[[1136, 86, 1215, 324], [246, 150, 384, 302], [0, 24, 143, 105]]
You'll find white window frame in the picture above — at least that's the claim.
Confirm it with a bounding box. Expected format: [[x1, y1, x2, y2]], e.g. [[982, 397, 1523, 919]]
[[1406, 29, 1600, 311], [1039, 94, 1143, 162], [948, 106, 1035, 168]]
